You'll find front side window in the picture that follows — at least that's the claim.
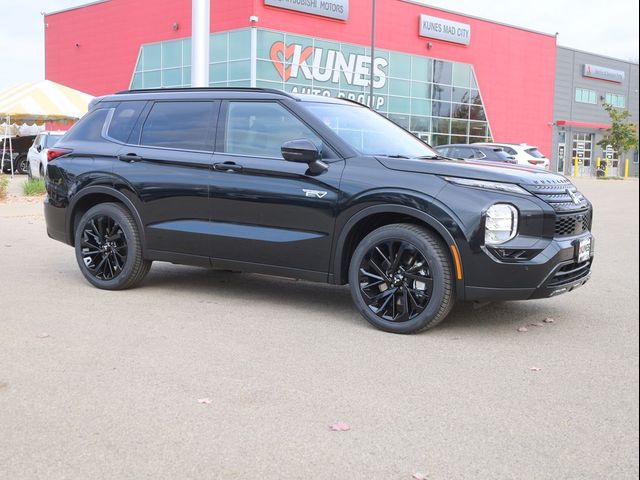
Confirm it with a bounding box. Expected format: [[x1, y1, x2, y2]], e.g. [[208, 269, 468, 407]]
[[224, 102, 322, 158], [140, 101, 216, 151], [303, 102, 439, 158]]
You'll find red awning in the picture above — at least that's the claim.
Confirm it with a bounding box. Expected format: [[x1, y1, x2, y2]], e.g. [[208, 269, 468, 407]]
[[556, 120, 611, 129]]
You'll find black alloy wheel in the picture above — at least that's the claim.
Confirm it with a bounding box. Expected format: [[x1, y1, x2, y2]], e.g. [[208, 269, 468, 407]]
[[358, 239, 433, 322], [349, 223, 455, 333], [74, 203, 151, 290], [80, 215, 128, 280]]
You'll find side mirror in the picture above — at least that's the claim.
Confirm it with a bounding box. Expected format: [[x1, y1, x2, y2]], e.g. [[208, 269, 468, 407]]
[[36, 145, 42, 152], [281, 138, 328, 175]]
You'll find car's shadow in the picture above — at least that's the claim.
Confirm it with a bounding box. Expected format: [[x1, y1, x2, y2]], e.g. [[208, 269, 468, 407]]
[[141, 264, 546, 334]]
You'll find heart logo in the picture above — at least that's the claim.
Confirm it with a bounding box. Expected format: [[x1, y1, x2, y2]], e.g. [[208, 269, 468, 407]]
[[269, 41, 313, 82]]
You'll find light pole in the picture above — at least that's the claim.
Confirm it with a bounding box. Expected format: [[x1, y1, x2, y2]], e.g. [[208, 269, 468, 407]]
[[191, 0, 210, 87], [369, 0, 376, 109]]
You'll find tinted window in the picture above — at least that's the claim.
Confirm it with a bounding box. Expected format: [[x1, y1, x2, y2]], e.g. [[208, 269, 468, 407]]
[[108, 101, 146, 143], [44, 134, 64, 148], [525, 148, 545, 159], [64, 109, 110, 142], [141, 101, 216, 151], [225, 102, 321, 158]]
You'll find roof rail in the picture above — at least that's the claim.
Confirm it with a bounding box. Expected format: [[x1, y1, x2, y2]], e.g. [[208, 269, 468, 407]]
[[114, 87, 298, 99]]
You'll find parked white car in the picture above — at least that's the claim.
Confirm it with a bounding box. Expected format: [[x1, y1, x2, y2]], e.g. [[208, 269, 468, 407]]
[[473, 142, 550, 169], [27, 131, 66, 178]]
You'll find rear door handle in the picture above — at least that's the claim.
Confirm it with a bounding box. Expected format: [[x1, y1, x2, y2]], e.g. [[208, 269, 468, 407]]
[[118, 153, 143, 163], [213, 162, 243, 173]]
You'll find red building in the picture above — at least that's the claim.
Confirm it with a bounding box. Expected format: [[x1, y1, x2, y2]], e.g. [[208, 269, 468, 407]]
[[45, 0, 556, 153]]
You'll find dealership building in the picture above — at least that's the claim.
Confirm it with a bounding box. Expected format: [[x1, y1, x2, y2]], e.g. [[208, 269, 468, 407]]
[[44, 0, 638, 175]]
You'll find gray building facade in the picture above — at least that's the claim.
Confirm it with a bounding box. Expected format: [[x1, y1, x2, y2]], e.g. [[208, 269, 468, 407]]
[[552, 46, 639, 177]]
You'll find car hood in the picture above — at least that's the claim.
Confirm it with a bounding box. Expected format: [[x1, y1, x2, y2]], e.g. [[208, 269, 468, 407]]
[[376, 156, 565, 185]]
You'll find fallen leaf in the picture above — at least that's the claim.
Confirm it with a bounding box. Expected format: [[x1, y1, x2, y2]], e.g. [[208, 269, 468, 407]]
[[517, 326, 528, 332], [197, 398, 212, 405], [412, 473, 429, 480], [329, 422, 350, 431], [36, 333, 50, 338], [530, 367, 541, 372], [543, 317, 555, 324], [529, 322, 545, 327]]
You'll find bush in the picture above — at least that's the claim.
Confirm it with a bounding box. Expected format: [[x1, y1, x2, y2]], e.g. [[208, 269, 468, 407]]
[[0, 175, 8, 200], [22, 178, 46, 196]]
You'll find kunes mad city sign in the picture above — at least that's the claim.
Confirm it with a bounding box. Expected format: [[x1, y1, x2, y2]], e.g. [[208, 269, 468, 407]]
[[269, 41, 388, 108]]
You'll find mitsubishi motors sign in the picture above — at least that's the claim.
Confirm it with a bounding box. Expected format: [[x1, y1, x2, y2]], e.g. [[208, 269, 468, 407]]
[[268, 40, 388, 109], [265, 0, 349, 21], [583, 64, 625, 83]]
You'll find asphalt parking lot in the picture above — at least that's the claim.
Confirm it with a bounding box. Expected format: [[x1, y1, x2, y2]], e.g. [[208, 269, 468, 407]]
[[0, 177, 638, 480]]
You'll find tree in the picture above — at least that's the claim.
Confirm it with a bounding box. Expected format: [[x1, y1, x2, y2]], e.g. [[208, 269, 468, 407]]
[[597, 103, 639, 157]]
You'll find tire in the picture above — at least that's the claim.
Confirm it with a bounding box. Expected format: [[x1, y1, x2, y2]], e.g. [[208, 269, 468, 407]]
[[16, 154, 28, 175], [74, 202, 151, 290], [39, 164, 44, 178], [348, 223, 455, 334]]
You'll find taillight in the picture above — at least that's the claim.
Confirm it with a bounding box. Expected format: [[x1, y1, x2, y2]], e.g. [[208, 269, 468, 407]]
[[47, 148, 71, 162], [528, 159, 542, 165]]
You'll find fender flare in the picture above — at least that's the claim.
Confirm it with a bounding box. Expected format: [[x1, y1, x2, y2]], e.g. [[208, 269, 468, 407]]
[[332, 204, 464, 292], [66, 185, 145, 247]]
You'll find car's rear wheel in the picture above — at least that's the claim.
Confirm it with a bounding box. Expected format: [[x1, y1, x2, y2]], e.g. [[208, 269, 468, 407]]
[[74, 203, 151, 290], [348, 224, 455, 333]]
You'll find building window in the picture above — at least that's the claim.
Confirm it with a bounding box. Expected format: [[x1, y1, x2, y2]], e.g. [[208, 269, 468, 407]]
[[605, 92, 625, 108], [575, 88, 597, 104]]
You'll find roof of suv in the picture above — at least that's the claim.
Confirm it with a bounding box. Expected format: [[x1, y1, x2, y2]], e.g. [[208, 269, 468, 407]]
[[100, 87, 356, 106]]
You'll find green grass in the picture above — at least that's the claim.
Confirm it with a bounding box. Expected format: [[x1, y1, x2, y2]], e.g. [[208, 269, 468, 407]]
[[0, 175, 8, 200], [22, 178, 46, 196]]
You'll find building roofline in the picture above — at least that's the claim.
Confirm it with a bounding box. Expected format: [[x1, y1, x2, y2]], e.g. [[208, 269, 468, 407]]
[[45, 0, 110, 17], [399, 0, 557, 38], [557, 44, 639, 66]]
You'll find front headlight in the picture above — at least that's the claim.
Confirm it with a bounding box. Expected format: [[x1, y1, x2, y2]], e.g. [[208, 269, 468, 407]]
[[485, 204, 518, 245], [442, 177, 531, 196]]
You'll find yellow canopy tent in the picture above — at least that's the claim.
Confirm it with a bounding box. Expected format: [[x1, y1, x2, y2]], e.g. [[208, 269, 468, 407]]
[[0, 80, 93, 176]]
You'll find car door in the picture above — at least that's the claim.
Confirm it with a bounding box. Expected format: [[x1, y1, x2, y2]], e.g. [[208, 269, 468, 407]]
[[112, 99, 219, 260], [208, 100, 344, 277]]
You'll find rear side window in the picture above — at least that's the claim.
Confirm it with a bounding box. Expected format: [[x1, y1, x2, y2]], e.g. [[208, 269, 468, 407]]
[[525, 147, 545, 158], [108, 101, 146, 143], [64, 109, 110, 143], [140, 101, 216, 151]]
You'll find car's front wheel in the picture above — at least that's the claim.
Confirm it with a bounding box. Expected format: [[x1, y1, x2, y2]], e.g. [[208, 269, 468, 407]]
[[74, 203, 151, 290], [348, 223, 455, 333]]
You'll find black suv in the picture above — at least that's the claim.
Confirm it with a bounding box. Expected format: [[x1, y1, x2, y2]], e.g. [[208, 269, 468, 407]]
[[44, 88, 594, 333]]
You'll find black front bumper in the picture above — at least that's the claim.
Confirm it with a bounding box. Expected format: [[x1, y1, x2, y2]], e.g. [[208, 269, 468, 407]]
[[464, 233, 594, 301]]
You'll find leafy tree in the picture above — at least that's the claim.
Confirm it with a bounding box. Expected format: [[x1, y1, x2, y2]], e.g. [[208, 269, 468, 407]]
[[597, 103, 639, 157]]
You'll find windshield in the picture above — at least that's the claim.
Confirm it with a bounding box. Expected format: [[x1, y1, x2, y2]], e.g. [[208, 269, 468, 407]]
[[45, 134, 64, 148], [525, 147, 546, 159], [303, 102, 439, 158]]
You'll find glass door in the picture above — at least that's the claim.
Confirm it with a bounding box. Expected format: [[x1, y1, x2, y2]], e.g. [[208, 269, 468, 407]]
[[572, 132, 594, 176]]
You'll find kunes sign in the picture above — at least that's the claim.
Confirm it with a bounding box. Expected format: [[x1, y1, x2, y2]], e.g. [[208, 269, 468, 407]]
[[269, 41, 388, 109]]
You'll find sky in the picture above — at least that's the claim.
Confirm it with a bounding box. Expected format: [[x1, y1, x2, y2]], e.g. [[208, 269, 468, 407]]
[[0, 0, 638, 90]]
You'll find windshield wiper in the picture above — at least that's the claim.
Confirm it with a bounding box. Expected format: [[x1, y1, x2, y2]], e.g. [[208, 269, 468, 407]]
[[415, 155, 448, 160], [375, 154, 411, 159]]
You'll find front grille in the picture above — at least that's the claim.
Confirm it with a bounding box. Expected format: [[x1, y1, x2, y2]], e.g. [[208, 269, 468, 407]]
[[555, 210, 592, 237], [521, 177, 590, 213], [547, 259, 592, 287]]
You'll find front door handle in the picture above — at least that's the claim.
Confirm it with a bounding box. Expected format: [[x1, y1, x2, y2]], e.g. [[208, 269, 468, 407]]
[[213, 162, 243, 173], [118, 153, 143, 163]]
